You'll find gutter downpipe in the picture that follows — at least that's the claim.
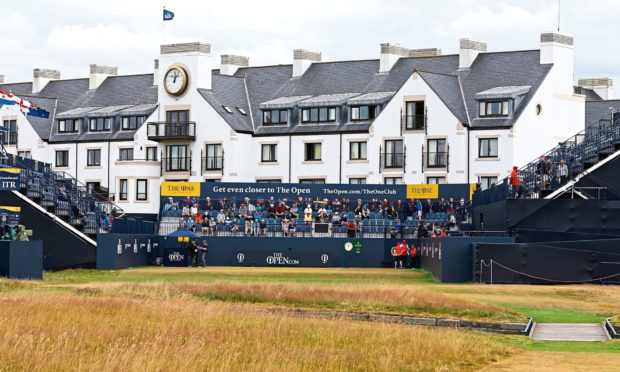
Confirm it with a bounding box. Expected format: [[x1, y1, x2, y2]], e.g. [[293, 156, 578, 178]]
[[288, 135, 292, 183], [339, 133, 342, 183]]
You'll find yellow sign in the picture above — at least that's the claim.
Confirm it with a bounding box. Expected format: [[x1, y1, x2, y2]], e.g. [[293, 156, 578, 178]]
[[161, 182, 200, 197], [406, 184, 438, 199], [469, 183, 477, 200], [0, 206, 21, 212], [0, 168, 20, 174]]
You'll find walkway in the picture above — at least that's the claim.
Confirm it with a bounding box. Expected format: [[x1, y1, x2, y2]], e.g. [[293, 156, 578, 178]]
[[530, 323, 611, 341]]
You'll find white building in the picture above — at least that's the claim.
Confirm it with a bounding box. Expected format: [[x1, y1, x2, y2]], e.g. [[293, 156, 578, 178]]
[[0, 31, 612, 215]]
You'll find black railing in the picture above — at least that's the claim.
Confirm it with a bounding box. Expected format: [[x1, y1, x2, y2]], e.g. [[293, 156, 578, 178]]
[[203, 156, 223, 171], [162, 156, 191, 172], [424, 151, 448, 169], [2, 132, 17, 145], [402, 114, 426, 131], [147, 122, 196, 140], [380, 152, 404, 169]]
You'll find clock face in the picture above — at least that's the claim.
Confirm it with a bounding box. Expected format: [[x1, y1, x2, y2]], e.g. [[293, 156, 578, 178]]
[[164, 66, 188, 96], [344, 242, 353, 252]]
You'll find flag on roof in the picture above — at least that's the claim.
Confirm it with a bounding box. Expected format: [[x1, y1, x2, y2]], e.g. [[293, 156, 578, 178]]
[[163, 8, 174, 21]]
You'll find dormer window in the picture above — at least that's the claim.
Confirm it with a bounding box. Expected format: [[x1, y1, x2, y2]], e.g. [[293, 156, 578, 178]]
[[350, 105, 376, 121], [479, 101, 509, 117], [122, 116, 145, 130], [263, 109, 287, 125], [301, 107, 336, 124], [89, 117, 112, 131], [58, 119, 79, 133]]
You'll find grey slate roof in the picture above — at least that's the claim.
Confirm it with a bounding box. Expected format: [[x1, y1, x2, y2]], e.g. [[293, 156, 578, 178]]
[[0, 82, 33, 96], [584, 100, 620, 127], [574, 86, 602, 101], [475, 85, 531, 98], [298, 93, 359, 107], [204, 50, 551, 134]]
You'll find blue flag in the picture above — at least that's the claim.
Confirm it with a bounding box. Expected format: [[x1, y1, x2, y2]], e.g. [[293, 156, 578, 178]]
[[163, 9, 174, 21], [28, 107, 50, 119]]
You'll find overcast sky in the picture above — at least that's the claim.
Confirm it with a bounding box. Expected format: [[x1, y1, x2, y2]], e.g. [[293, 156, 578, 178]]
[[2, 0, 620, 89]]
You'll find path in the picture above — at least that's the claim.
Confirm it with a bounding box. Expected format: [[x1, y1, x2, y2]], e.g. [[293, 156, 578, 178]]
[[530, 323, 610, 341]]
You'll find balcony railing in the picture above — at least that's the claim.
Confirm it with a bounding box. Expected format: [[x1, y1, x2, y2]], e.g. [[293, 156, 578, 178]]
[[402, 114, 426, 131], [147, 122, 196, 140], [380, 152, 405, 171], [202, 156, 223, 172], [161, 156, 191, 173], [1, 131, 17, 146], [422, 145, 449, 171]]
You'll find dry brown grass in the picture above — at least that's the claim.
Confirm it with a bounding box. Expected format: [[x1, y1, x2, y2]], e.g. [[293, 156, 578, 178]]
[[0, 291, 513, 372], [479, 351, 620, 371]]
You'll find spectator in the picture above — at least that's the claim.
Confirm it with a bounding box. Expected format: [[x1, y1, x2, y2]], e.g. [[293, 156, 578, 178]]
[[282, 218, 290, 236], [190, 204, 198, 216], [510, 166, 519, 198], [217, 210, 226, 224], [288, 219, 297, 237], [198, 240, 208, 267], [201, 216, 210, 235], [559, 159, 569, 185], [361, 205, 370, 220], [187, 216, 195, 232], [290, 203, 299, 218], [178, 217, 187, 229], [195, 213, 203, 226], [332, 212, 341, 225], [230, 219, 238, 235], [238, 203, 248, 218], [353, 203, 362, 217], [259, 219, 266, 236], [182, 204, 190, 217], [317, 205, 327, 222], [209, 219, 216, 235], [448, 214, 457, 231], [304, 204, 313, 225], [416, 199, 423, 220], [252, 218, 260, 236], [188, 239, 198, 267], [409, 243, 417, 269], [391, 219, 403, 238], [245, 218, 253, 236], [347, 220, 356, 238]]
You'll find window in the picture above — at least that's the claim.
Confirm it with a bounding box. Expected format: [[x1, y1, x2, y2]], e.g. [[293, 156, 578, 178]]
[[405, 101, 425, 130], [122, 116, 145, 130], [263, 109, 288, 125], [349, 178, 367, 184], [536, 104, 542, 116], [349, 141, 367, 160], [479, 176, 498, 190], [237, 107, 247, 115], [136, 179, 147, 201], [119, 179, 128, 200], [427, 139, 447, 168], [383, 140, 403, 168], [166, 110, 189, 123], [256, 179, 281, 183], [89, 117, 111, 131], [203, 179, 220, 183], [222, 105, 233, 114], [146, 147, 158, 161], [55, 150, 69, 167], [87, 149, 101, 166], [351, 105, 376, 121], [261, 144, 277, 162], [304, 143, 322, 161], [119, 148, 134, 161], [166, 145, 189, 171], [301, 107, 336, 123], [3, 120, 17, 144], [427, 176, 446, 184], [299, 178, 325, 184], [384, 177, 403, 185], [478, 138, 498, 158], [17, 151, 31, 159], [205, 144, 222, 170], [86, 182, 100, 194], [58, 119, 79, 133], [479, 101, 509, 117]]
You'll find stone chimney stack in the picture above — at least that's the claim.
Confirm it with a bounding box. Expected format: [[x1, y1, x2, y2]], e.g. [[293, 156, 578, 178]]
[[89, 64, 118, 90], [578, 78, 613, 100], [220, 55, 249, 76], [540, 32, 574, 94], [32, 68, 60, 94], [292, 49, 321, 78], [153, 59, 159, 85], [379, 43, 409, 73], [409, 48, 442, 58], [0, 75, 4, 84], [459, 39, 487, 69]]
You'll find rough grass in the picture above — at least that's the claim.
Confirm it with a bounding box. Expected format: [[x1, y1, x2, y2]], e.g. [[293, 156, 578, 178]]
[[0, 291, 513, 372]]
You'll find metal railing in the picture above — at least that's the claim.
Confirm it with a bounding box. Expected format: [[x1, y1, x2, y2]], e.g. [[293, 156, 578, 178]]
[[202, 156, 223, 171], [147, 121, 196, 140], [474, 115, 620, 206], [402, 114, 426, 131], [380, 152, 405, 170], [161, 156, 191, 173], [422, 147, 449, 170]]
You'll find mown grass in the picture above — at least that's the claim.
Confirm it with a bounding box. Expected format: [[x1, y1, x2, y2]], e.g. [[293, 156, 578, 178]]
[[0, 290, 514, 372], [490, 334, 620, 354]]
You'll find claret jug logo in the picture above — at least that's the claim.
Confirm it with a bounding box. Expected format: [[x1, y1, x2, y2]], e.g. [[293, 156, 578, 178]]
[[237, 253, 245, 263], [321, 254, 329, 264]]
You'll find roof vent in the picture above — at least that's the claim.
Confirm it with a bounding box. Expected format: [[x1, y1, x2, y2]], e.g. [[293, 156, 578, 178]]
[[153, 59, 159, 86], [89, 64, 118, 90], [578, 77, 613, 100], [380, 43, 409, 73], [293, 49, 321, 78], [459, 38, 487, 69], [220, 54, 249, 76], [32, 68, 60, 94], [409, 48, 442, 58]]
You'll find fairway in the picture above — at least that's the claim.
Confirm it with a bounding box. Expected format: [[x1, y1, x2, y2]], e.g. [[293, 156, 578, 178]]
[[1, 267, 619, 371]]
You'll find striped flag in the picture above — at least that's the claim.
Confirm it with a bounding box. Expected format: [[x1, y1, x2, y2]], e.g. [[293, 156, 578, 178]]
[[0, 90, 16, 105]]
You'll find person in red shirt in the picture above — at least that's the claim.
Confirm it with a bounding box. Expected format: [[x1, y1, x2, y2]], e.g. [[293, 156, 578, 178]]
[[400, 240, 409, 268], [510, 166, 519, 198], [393, 241, 403, 269], [347, 220, 356, 238], [409, 243, 417, 269]]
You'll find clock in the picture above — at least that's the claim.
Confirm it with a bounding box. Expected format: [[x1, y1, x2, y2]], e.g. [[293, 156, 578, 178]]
[[344, 242, 353, 252], [164, 65, 188, 96]]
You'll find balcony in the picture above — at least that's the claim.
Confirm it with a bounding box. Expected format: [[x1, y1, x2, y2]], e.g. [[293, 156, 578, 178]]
[[380, 152, 405, 172], [202, 155, 223, 172], [422, 149, 449, 171], [402, 114, 426, 132], [161, 156, 191, 174], [147, 122, 196, 141]]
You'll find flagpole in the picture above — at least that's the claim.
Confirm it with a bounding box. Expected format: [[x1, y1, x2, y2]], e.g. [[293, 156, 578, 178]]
[[162, 6, 165, 44]]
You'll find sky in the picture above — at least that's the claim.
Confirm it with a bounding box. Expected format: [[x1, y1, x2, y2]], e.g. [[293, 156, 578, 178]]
[[2, 0, 620, 90]]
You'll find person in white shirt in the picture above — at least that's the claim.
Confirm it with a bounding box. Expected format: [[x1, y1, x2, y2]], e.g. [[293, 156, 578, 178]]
[[217, 210, 226, 224], [190, 204, 198, 216], [304, 205, 313, 225]]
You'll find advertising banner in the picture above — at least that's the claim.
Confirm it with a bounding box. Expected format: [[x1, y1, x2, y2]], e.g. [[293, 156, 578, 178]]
[[0, 168, 20, 190], [233, 249, 332, 267], [0, 206, 20, 227], [163, 247, 189, 267]]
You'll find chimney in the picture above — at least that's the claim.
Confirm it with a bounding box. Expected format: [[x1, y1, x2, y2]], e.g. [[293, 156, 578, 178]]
[[153, 59, 159, 85], [409, 48, 442, 58], [220, 54, 249, 76], [540, 32, 574, 94], [32, 68, 60, 94], [579, 78, 613, 100], [380, 43, 408, 73], [0, 75, 4, 84], [293, 49, 321, 78], [459, 39, 486, 69], [89, 64, 118, 90]]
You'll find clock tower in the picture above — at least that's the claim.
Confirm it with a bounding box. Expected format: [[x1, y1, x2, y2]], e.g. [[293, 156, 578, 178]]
[[157, 42, 212, 104]]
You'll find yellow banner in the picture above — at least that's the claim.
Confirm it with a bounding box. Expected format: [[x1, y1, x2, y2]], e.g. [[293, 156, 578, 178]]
[[406, 184, 438, 199], [0, 206, 21, 212], [0, 168, 20, 174], [161, 182, 201, 197]]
